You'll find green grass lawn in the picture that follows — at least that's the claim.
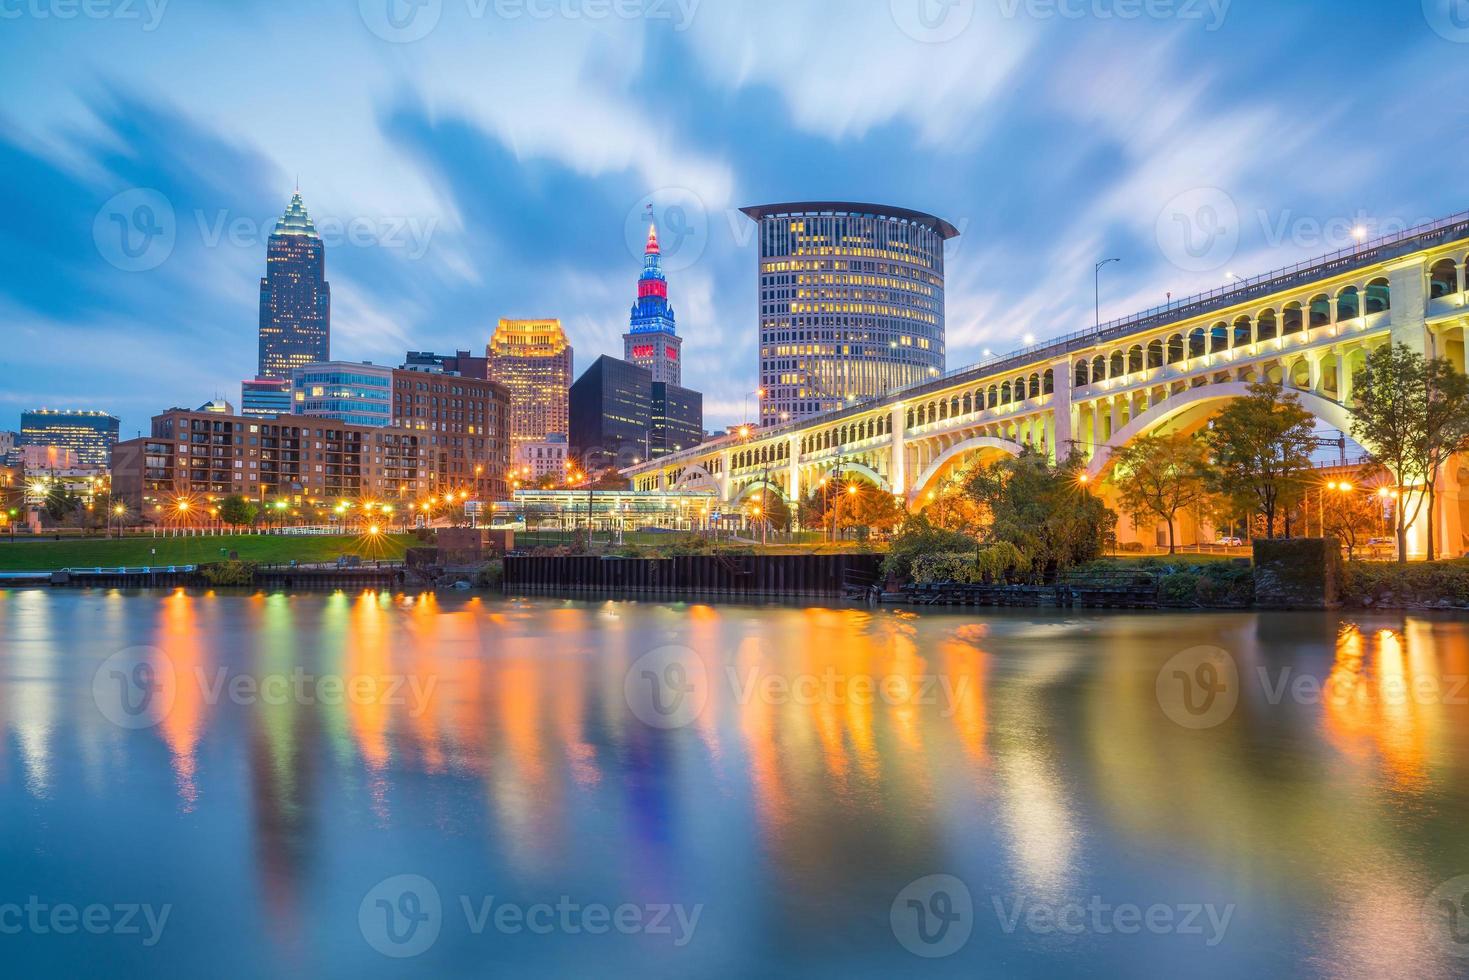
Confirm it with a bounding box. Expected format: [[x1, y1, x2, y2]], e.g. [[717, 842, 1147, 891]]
[[0, 533, 415, 572]]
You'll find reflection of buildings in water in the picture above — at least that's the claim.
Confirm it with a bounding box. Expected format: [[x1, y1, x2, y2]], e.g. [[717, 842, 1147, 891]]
[[730, 607, 994, 936], [5, 590, 56, 796], [158, 589, 207, 809], [248, 592, 318, 955], [1083, 613, 1469, 972]]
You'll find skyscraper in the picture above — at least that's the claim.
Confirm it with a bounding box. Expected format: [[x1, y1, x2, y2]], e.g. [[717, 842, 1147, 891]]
[[487, 318, 573, 450], [569, 355, 652, 472], [743, 201, 958, 424], [622, 217, 682, 384], [257, 191, 330, 381], [19, 409, 120, 467]]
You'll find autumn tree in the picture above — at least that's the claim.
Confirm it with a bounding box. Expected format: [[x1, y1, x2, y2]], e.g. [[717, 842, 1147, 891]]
[[1321, 478, 1384, 561], [1350, 343, 1469, 562], [1109, 433, 1209, 553], [1201, 382, 1317, 539]]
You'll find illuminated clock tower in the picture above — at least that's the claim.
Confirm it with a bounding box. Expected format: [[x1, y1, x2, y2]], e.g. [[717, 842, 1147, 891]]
[[622, 216, 681, 385]]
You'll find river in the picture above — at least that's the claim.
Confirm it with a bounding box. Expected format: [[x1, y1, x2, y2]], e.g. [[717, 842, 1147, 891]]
[[1, 588, 1466, 977]]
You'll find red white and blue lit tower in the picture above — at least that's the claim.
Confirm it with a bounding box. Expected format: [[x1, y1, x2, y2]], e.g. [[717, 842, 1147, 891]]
[[622, 216, 682, 385]]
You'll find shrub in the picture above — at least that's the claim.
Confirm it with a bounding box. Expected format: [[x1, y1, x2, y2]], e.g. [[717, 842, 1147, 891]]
[[1342, 560, 1469, 607], [883, 515, 979, 581], [474, 560, 504, 589], [201, 560, 257, 586]]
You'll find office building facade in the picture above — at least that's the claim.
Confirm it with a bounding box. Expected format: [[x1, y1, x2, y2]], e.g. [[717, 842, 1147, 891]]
[[622, 220, 682, 384], [515, 434, 568, 483], [258, 192, 331, 381], [743, 201, 958, 424], [650, 381, 702, 458], [20, 409, 121, 467], [569, 355, 652, 472], [241, 377, 293, 419], [112, 409, 423, 514], [402, 349, 491, 380], [290, 362, 394, 427], [487, 318, 573, 448], [390, 369, 511, 501]]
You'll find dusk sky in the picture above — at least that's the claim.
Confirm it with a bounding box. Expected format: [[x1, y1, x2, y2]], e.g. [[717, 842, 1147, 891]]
[[2, 0, 1467, 437]]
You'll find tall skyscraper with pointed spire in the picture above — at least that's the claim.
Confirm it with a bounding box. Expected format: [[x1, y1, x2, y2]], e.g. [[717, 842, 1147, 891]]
[[257, 191, 330, 380], [622, 215, 681, 385]]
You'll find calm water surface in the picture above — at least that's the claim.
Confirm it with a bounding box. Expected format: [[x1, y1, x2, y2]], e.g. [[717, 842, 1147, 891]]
[[2, 589, 1468, 978]]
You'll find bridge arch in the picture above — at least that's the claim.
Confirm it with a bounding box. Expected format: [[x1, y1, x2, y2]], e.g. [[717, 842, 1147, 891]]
[[733, 479, 786, 503], [909, 436, 1025, 501], [671, 465, 719, 492], [1084, 382, 1354, 479], [806, 460, 889, 495]]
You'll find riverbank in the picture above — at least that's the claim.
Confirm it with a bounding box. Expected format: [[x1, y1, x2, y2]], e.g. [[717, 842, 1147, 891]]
[[0, 533, 415, 572]]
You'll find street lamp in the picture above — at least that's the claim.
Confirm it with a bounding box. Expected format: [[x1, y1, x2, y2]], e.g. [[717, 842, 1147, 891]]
[[1095, 257, 1120, 331]]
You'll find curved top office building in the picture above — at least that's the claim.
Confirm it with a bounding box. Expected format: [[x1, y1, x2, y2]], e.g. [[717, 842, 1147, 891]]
[[743, 201, 959, 425]]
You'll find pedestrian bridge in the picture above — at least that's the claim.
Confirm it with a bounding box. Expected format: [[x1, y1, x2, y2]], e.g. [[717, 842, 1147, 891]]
[[625, 212, 1469, 549]]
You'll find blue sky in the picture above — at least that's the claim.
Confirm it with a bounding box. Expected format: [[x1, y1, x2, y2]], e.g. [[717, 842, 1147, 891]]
[[1, 0, 1467, 438]]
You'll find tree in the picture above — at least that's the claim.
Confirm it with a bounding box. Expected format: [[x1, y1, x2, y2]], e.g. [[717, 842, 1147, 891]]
[[1350, 344, 1469, 562], [218, 494, 258, 529], [834, 482, 904, 538], [43, 482, 80, 524], [751, 489, 792, 533], [1201, 382, 1317, 539], [960, 449, 1115, 581], [1321, 478, 1383, 561], [1109, 433, 1209, 553]]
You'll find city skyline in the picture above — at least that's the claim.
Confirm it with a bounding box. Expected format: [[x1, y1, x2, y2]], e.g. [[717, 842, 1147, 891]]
[[3, 3, 1468, 441]]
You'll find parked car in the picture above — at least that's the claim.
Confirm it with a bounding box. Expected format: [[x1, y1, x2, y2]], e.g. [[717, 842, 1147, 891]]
[[1215, 536, 1245, 547]]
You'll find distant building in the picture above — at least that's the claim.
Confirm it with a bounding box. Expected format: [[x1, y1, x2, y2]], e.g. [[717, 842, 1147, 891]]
[[20, 409, 120, 467], [402, 349, 491, 380], [241, 377, 292, 419], [650, 381, 702, 458], [622, 218, 682, 385], [198, 398, 235, 415], [258, 191, 330, 381], [569, 355, 652, 472], [743, 201, 958, 423], [0, 430, 16, 466], [112, 409, 423, 515], [290, 362, 393, 427], [19, 445, 82, 470], [390, 368, 511, 502], [487, 318, 573, 450], [514, 434, 568, 483]]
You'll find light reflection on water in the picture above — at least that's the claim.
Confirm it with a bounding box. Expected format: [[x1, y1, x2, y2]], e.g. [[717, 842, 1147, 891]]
[[1, 589, 1468, 978]]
